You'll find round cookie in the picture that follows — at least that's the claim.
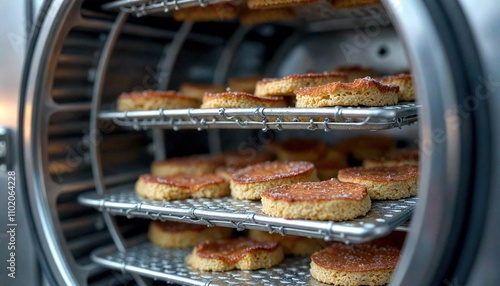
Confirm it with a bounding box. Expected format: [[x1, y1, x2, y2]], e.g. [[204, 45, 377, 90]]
[[294, 77, 399, 107], [117, 90, 200, 111], [255, 72, 347, 97], [201, 92, 287, 108], [379, 73, 415, 101], [337, 165, 419, 200], [135, 174, 229, 200], [151, 154, 222, 176], [230, 161, 318, 200], [185, 238, 284, 271], [248, 229, 323, 256], [148, 221, 233, 248], [261, 179, 371, 221], [310, 242, 401, 285], [363, 148, 419, 167]]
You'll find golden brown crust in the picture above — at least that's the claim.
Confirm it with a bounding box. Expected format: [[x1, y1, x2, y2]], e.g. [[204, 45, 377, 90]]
[[179, 83, 225, 101], [363, 148, 420, 167], [247, 0, 318, 9], [185, 238, 284, 271], [239, 8, 295, 25], [201, 92, 287, 108], [230, 161, 319, 200], [231, 161, 316, 184], [173, 4, 239, 22], [310, 242, 399, 285], [148, 221, 233, 248], [151, 154, 222, 176], [255, 72, 347, 97], [262, 179, 368, 202], [139, 174, 226, 190], [338, 166, 419, 182], [135, 174, 229, 200], [295, 77, 399, 107], [337, 166, 419, 200], [117, 90, 200, 111], [379, 73, 415, 101], [228, 75, 261, 93], [261, 179, 371, 221]]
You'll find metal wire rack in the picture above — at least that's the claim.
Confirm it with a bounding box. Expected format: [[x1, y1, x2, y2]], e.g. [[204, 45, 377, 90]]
[[92, 242, 328, 285], [99, 103, 419, 131], [102, 0, 386, 23], [79, 188, 417, 243], [102, 0, 235, 17]]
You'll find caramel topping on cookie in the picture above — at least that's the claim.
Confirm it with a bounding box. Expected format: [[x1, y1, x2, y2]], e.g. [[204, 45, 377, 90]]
[[139, 174, 225, 190], [231, 161, 315, 184], [261, 179, 368, 202], [203, 92, 285, 102], [295, 77, 399, 96], [338, 165, 419, 182], [194, 238, 280, 264], [311, 242, 400, 272]]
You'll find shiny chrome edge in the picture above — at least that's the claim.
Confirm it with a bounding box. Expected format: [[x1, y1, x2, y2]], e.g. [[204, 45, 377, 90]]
[[88, 11, 149, 286], [22, 0, 92, 285], [89, 12, 129, 251], [458, 0, 500, 284], [384, 1, 464, 285], [77, 189, 417, 243]]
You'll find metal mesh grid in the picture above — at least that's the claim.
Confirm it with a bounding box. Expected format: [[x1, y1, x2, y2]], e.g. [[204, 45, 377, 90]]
[[91, 242, 328, 285], [99, 103, 419, 131], [79, 189, 417, 243]]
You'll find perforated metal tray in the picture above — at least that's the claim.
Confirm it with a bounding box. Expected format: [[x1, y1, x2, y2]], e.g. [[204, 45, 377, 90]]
[[79, 188, 417, 243], [91, 242, 328, 285], [99, 103, 419, 132]]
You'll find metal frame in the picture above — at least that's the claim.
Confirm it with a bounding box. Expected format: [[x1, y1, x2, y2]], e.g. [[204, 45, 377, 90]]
[[384, 1, 468, 285], [102, 0, 233, 17], [99, 104, 419, 131], [78, 188, 417, 243]]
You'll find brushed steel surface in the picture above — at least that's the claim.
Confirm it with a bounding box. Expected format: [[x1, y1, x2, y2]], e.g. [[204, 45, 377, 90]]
[[384, 1, 465, 285], [78, 188, 417, 243], [458, 0, 500, 284], [91, 242, 327, 286]]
